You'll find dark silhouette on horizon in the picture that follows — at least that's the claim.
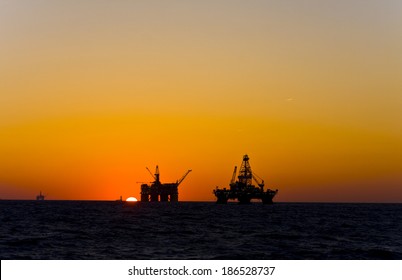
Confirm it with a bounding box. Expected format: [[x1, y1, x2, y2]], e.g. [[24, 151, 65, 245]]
[[140, 166, 191, 202], [213, 154, 278, 204], [36, 191, 45, 201]]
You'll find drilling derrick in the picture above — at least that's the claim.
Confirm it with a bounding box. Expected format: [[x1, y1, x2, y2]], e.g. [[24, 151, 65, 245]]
[[140, 166, 191, 202], [237, 154, 252, 186], [213, 154, 278, 204]]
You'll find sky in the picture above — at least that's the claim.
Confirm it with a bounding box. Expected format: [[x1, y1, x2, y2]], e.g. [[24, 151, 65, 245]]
[[1, 0, 401, 202]]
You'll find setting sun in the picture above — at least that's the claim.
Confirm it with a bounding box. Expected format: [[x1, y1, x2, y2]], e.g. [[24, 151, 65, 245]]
[[125, 197, 138, 202]]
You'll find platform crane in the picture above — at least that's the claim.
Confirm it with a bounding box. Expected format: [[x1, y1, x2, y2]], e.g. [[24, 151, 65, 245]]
[[146, 166, 160, 183], [176, 170, 192, 186], [230, 166, 237, 185], [252, 172, 265, 189]]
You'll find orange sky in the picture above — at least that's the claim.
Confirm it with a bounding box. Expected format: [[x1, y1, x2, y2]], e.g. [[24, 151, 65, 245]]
[[1, 1, 401, 202]]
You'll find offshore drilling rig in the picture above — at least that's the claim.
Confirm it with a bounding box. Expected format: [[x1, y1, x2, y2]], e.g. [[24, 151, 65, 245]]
[[213, 154, 278, 204], [140, 166, 192, 202]]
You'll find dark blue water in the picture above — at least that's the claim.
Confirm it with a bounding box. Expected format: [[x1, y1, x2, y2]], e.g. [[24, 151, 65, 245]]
[[1, 201, 401, 259]]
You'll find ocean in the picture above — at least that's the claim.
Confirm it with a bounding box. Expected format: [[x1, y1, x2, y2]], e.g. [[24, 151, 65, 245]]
[[1, 201, 401, 259]]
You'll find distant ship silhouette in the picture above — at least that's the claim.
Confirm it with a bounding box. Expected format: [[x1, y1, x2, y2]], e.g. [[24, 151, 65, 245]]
[[36, 191, 45, 201]]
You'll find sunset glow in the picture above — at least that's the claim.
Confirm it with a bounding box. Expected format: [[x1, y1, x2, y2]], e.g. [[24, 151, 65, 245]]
[[1, 1, 401, 202]]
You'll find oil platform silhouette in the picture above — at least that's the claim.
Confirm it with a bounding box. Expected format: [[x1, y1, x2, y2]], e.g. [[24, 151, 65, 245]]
[[36, 191, 45, 201], [140, 166, 191, 202], [213, 154, 278, 204]]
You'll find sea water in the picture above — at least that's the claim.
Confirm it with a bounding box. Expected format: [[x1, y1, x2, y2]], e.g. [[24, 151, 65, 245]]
[[1, 201, 401, 259]]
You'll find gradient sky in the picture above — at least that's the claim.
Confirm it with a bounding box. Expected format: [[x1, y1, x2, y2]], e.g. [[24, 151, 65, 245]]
[[1, 0, 401, 202]]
